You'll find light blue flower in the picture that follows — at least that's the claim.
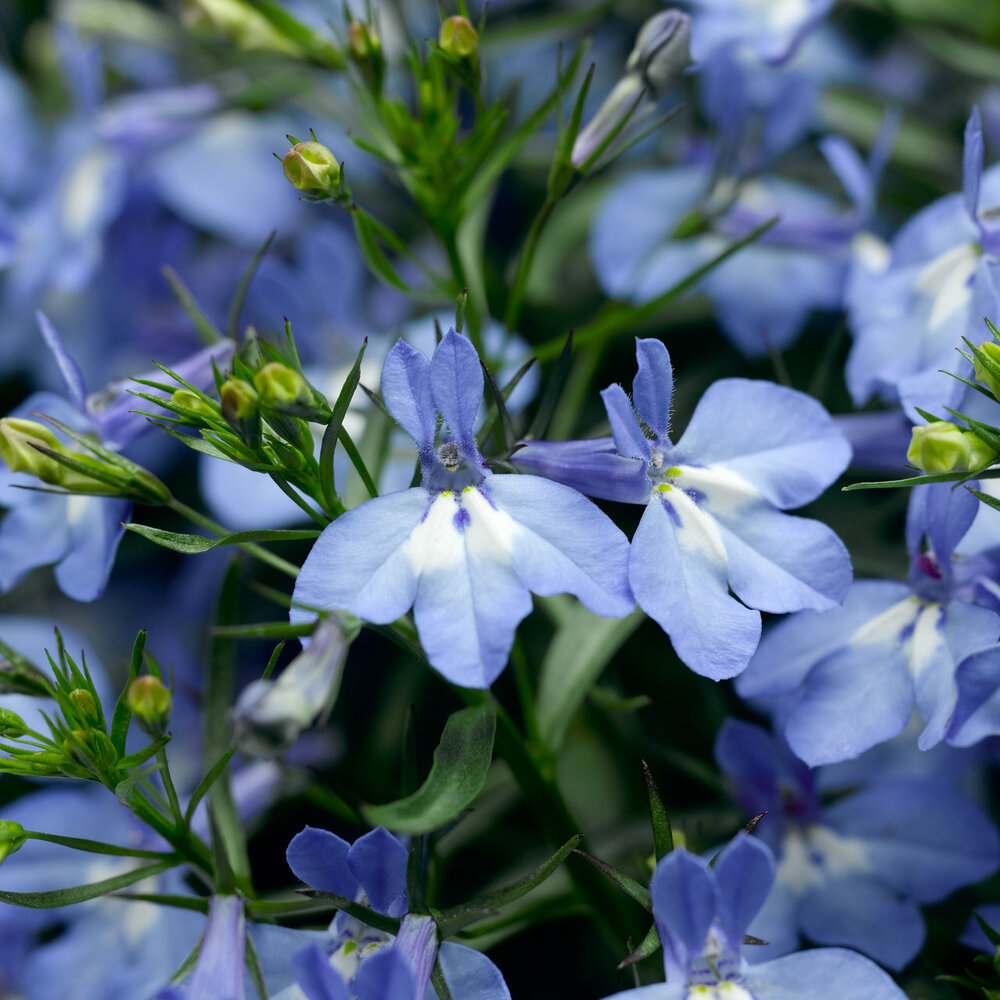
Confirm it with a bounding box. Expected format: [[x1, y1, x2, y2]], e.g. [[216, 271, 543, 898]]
[[715, 719, 999, 969], [515, 338, 851, 679], [599, 833, 908, 1000], [739, 482, 1000, 763], [290, 329, 633, 688]]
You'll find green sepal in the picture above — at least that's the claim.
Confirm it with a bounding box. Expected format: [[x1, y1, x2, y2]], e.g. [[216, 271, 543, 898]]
[[295, 889, 402, 933], [0, 858, 175, 908], [363, 702, 497, 834], [184, 748, 237, 825], [435, 833, 583, 938], [320, 338, 367, 515], [574, 849, 651, 912], [125, 524, 320, 555]]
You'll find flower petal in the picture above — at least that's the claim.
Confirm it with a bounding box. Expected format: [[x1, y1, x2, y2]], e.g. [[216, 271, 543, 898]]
[[746, 947, 910, 1000], [632, 339, 673, 440], [430, 330, 483, 455], [650, 849, 718, 982], [381, 340, 436, 456], [600, 384, 651, 461], [347, 828, 408, 916], [291, 942, 350, 1000], [713, 833, 775, 949], [630, 494, 760, 679], [437, 943, 512, 1000], [286, 826, 358, 898], [54, 496, 130, 602]]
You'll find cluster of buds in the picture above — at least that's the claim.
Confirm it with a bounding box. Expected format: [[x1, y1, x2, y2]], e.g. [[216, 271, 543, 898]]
[[0, 417, 171, 505], [907, 420, 999, 474]]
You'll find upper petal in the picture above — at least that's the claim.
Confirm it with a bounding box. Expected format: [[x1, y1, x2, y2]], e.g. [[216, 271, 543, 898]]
[[713, 833, 775, 949], [673, 379, 850, 508], [347, 827, 408, 915], [632, 339, 673, 440], [381, 340, 436, 456], [430, 330, 483, 456], [650, 849, 718, 983], [285, 826, 358, 897], [600, 384, 652, 461]]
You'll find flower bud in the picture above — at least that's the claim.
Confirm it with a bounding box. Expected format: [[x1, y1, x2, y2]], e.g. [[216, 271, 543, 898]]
[[253, 363, 309, 406], [439, 16, 478, 58], [220, 378, 258, 420], [0, 419, 106, 492], [0, 821, 26, 864], [68, 689, 102, 729], [974, 341, 1000, 399], [0, 640, 52, 698], [282, 141, 341, 195], [183, 0, 299, 54], [127, 676, 173, 738], [0, 707, 26, 739], [625, 10, 691, 100], [348, 21, 379, 62], [907, 421, 998, 473], [172, 389, 217, 420]]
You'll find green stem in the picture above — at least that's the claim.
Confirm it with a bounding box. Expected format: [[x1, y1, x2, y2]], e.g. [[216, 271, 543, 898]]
[[156, 747, 184, 829], [169, 499, 299, 579], [128, 793, 214, 879], [505, 194, 558, 332], [441, 229, 484, 356]]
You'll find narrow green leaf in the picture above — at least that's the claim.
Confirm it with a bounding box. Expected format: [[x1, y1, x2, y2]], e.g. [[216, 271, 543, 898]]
[[112, 892, 210, 913], [574, 850, 651, 911], [527, 331, 573, 441], [23, 829, 173, 860], [228, 233, 275, 341], [296, 889, 401, 933], [436, 834, 583, 937], [845, 468, 1000, 490], [184, 748, 237, 825], [211, 622, 314, 639], [536, 606, 644, 752], [362, 702, 497, 834], [352, 212, 410, 292], [642, 761, 673, 860], [320, 340, 367, 513], [967, 487, 1000, 513], [125, 524, 319, 555], [618, 922, 661, 969], [0, 859, 175, 908], [161, 266, 224, 345]]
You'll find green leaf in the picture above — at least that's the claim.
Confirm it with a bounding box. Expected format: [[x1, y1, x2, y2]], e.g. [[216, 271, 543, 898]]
[[228, 232, 275, 342], [295, 889, 402, 933], [362, 702, 497, 834], [574, 849, 651, 911], [23, 829, 174, 860], [161, 265, 224, 346], [642, 761, 673, 861], [536, 606, 644, 752], [112, 892, 210, 913], [320, 339, 367, 514], [618, 922, 661, 969], [184, 748, 237, 825], [211, 622, 315, 640], [967, 487, 1000, 514], [124, 524, 320, 555], [110, 629, 144, 757], [436, 834, 583, 937], [844, 467, 1000, 490], [0, 859, 175, 908], [352, 211, 411, 292]]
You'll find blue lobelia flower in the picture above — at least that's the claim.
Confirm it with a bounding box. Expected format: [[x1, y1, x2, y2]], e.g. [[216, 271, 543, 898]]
[[846, 107, 1000, 419], [514, 338, 851, 679], [599, 832, 908, 1000], [290, 329, 634, 689], [714, 719, 999, 969], [0, 315, 231, 601], [738, 481, 1000, 764], [155, 896, 246, 1000], [283, 825, 510, 1000]]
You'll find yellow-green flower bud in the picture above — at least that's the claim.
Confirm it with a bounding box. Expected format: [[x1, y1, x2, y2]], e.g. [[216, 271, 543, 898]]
[[282, 142, 341, 194], [171, 389, 217, 420], [68, 689, 102, 729], [182, 0, 300, 54], [0, 707, 26, 739], [439, 16, 478, 58], [974, 340, 1000, 399], [0, 821, 26, 863], [907, 421, 998, 473], [127, 676, 173, 738], [220, 378, 258, 420], [0, 419, 105, 492], [253, 363, 309, 406], [348, 21, 379, 61]]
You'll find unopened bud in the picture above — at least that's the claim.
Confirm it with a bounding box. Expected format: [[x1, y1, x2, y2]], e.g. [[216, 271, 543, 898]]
[[171, 389, 217, 420], [68, 689, 102, 729], [439, 16, 478, 58], [0, 821, 26, 863], [625, 10, 691, 100], [907, 421, 998, 473], [253, 363, 309, 406], [348, 21, 379, 61], [220, 379, 258, 420], [282, 141, 341, 194], [974, 341, 1000, 399], [0, 419, 106, 492], [127, 676, 173, 738], [182, 0, 299, 54], [0, 707, 26, 739]]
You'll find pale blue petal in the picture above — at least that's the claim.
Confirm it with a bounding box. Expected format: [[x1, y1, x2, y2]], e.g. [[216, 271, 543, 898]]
[[381, 341, 436, 456], [630, 497, 760, 680], [36, 312, 87, 411], [486, 476, 634, 617], [393, 915, 437, 1000], [824, 778, 1000, 903], [436, 943, 511, 1000], [0, 498, 71, 592], [745, 948, 909, 1000], [290, 491, 430, 626], [430, 331, 483, 455], [510, 439, 649, 504], [737, 581, 910, 703], [188, 896, 245, 1000], [286, 826, 358, 897], [348, 828, 408, 915], [713, 833, 775, 948], [599, 986, 683, 1000], [744, 879, 801, 964], [292, 943, 350, 1000], [632, 339, 673, 440], [905, 482, 979, 571], [964, 107, 984, 222], [949, 645, 1000, 746], [673, 379, 850, 508], [54, 497, 130, 602], [651, 850, 717, 982], [355, 949, 417, 1000], [600, 384, 651, 461], [710, 501, 851, 614], [799, 877, 923, 970]]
